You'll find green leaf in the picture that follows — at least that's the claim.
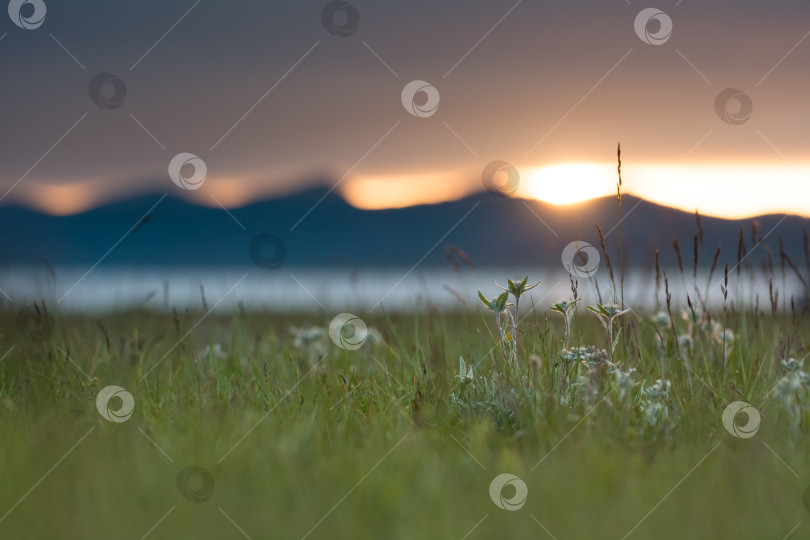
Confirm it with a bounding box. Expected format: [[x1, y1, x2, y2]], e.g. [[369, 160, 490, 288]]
[[478, 291, 491, 309], [495, 291, 509, 311], [611, 328, 623, 354]]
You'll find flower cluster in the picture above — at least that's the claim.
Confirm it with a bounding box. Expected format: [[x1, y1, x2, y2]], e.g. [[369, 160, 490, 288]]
[[560, 346, 609, 366], [641, 379, 671, 426]]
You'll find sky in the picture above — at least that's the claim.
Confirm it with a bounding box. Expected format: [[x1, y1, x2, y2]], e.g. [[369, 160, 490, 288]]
[[1, 0, 809, 218]]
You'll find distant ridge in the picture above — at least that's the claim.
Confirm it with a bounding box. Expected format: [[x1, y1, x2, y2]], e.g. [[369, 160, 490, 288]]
[[2, 188, 807, 268]]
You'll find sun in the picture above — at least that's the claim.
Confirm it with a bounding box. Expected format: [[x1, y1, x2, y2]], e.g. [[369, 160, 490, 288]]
[[520, 163, 616, 205]]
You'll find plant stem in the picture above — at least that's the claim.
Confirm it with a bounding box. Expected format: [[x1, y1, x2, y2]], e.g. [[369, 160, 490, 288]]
[[559, 362, 569, 404], [495, 312, 508, 365], [563, 315, 571, 350]]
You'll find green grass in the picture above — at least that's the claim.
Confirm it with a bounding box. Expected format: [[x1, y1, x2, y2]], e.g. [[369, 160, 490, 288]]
[[1, 304, 809, 539]]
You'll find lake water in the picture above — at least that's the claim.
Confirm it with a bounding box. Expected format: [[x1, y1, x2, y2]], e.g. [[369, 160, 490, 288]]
[[0, 266, 804, 314]]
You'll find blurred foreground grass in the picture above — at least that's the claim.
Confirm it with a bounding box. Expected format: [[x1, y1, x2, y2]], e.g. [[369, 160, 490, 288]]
[[1, 307, 809, 539]]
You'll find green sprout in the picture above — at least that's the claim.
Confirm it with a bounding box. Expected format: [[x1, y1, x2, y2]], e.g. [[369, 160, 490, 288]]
[[550, 298, 580, 349], [586, 303, 630, 366], [494, 277, 541, 344], [456, 356, 474, 383], [478, 290, 513, 366]]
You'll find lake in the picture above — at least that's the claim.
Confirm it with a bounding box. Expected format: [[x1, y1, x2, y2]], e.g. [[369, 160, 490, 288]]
[[1, 266, 803, 314]]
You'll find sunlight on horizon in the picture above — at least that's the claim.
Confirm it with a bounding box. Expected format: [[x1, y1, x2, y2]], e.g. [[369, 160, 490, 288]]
[[20, 182, 103, 216], [341, 172, 475, 209], [520, 163, 616, 205], [628, 165, 810, 218], [345, 162, 810, 219], [8, 163, 810, 219]]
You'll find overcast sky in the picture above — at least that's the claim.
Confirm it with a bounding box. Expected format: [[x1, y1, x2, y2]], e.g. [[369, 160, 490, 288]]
[[1, 0, 809, 216]]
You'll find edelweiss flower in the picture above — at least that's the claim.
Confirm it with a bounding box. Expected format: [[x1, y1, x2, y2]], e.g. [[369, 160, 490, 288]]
[[712, 327, 734, 346], [560, 345, 609, 366], [781, 358, 801, 372], [651, 311, 669, 329], [677, 334, 693, 350], [290, 326, 326, 348]]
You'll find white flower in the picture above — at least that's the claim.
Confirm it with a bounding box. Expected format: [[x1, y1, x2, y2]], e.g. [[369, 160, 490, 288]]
[[781, 358, 801, 372], [203, 343, 226, 359], [651, 311, 669, 329], [713, 328, 735, 345], [290, 326, 326, 348], [560, 345, 608, 366]]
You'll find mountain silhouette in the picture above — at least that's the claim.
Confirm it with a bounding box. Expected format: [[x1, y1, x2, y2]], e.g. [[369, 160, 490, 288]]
[[2, 187, 807, 269]]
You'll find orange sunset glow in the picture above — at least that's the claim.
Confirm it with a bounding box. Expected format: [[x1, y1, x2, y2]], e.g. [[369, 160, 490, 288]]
[[11, 161, 810, 219], [2, 1, 809, 231], [339, 161, 810, 219], [19, 182, 105, 216]]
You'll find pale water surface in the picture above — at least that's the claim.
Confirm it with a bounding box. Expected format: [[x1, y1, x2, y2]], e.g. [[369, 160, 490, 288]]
[[1, 266, 803, 314]]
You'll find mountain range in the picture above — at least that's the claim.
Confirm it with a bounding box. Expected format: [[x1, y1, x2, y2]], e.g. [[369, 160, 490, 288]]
[[2, 188, 808, 271]]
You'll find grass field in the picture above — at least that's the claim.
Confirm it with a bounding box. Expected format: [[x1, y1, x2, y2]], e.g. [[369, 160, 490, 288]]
[[1, 270, 810, 540]]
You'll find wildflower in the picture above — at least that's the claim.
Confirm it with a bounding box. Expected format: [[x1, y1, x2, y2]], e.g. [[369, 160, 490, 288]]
[[781, 358, 801, 372], [611, 366, 637, 402], [203, 343, 227, 359], [495, 276, 540, 344], [712, 327, 735, 346], [456, 356, 474, 383], [644, 401, 668, 425], [560, 345, 609, 366], [478, 291, 513, 367], [551, 298, 579, 315], [290, 326, 326, 348], [586, 303, 630, 365], [641, 379, 671, 426], [651, 311, 669, 329], [643, 379, 671, 400], [551, 298, 580, 349], [364, 327, 384, 345], [677, 334, 693, 350]]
